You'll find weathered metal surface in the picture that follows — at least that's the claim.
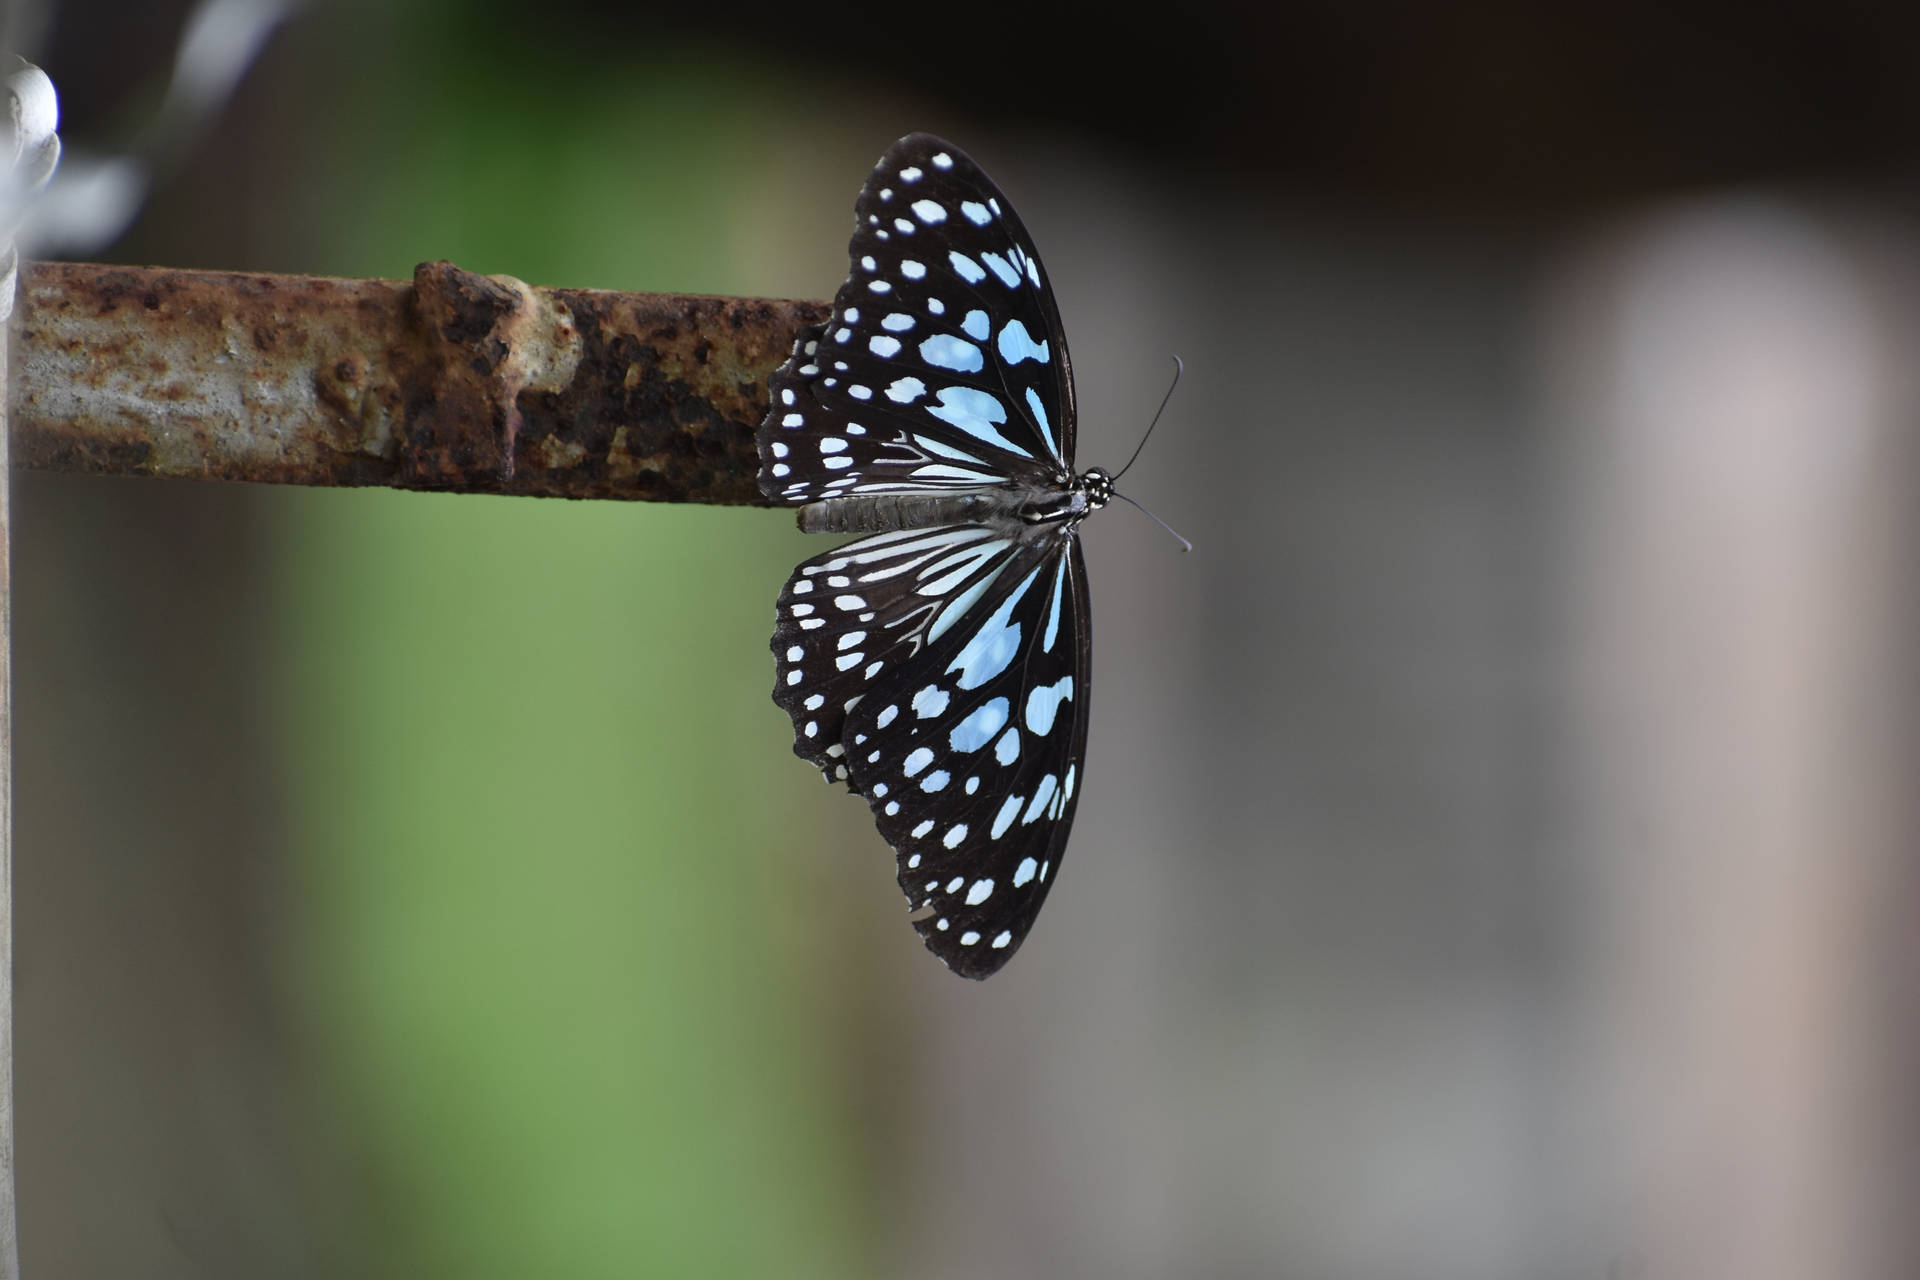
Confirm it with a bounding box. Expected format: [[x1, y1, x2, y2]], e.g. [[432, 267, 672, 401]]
[[7, 260, 829, 504]]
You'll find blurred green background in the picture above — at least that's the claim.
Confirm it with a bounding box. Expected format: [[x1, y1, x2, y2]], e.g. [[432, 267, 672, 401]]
[[11, 0, 1920, 1276], [20, 2, 893, 1274], [276, 16, 862, 1275]]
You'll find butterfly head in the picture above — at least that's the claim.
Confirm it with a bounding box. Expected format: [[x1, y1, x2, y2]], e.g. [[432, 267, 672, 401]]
[[1017, 467, 1113, 529], [1081, 466, 1116, 511]]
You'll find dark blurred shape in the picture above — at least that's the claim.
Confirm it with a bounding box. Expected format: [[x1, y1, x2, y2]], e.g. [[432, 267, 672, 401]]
[[476, 0, 1917, 213]]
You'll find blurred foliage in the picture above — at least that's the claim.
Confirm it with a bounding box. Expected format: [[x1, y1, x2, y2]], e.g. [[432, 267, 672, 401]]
[[267, 4, 869, 1273]]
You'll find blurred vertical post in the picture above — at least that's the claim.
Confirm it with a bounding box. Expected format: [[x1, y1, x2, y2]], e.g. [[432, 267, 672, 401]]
[[0, 57, 55, 1280], [0, 314, 13, 1280], [1550, 204, 1919, 1280]]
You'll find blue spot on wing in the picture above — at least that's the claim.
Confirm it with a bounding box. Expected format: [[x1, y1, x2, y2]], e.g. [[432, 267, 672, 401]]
[[926, 387, 1021, 453], [949, 697, 1011, 751], [996, 319, 1049, 366], [948, 568, 1040, 690], [920, 335, 983, 372], [1024, 675, 1074, 734]]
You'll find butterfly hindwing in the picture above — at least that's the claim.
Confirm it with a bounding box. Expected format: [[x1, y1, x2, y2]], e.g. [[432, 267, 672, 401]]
[[760, 133, 1078, 507], [839, 536, 1091, 978], [771, 523, 1026, 780]]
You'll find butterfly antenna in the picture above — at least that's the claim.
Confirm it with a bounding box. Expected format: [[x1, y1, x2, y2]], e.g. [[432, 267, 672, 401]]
[[1113, 491, 1192, 553], [1111, 354, 1183, 482], [1105, 355, 1189, 550]]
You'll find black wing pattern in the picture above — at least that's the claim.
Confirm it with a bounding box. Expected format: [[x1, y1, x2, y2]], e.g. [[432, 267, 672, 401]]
[[760, 133, 1103, 979], [760, 134, 1077, 505]]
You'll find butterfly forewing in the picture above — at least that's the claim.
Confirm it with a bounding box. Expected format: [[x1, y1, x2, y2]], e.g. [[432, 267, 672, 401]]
[[760, 132, 1104, 979], [760, 133, 1077, 507]]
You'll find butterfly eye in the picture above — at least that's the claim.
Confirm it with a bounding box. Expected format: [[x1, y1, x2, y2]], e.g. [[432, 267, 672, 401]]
[[757, 134, 1106, 979]]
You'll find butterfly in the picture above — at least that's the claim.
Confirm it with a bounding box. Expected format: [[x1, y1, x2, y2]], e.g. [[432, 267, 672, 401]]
[[758, 133, 1114, 979]]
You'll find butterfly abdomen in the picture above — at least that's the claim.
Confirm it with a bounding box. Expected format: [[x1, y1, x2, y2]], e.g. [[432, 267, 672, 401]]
[[798, 492, 1007, 535]]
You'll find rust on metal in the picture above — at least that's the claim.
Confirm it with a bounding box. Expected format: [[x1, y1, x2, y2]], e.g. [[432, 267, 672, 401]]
[[6, 260, 829, 504]]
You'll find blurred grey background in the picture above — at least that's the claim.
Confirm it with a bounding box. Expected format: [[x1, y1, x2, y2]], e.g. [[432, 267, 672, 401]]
[[6, 0, 1918, 1276]]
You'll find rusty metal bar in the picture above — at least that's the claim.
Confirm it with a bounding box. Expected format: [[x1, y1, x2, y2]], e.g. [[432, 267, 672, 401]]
[[10, 260, 829, 504]]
